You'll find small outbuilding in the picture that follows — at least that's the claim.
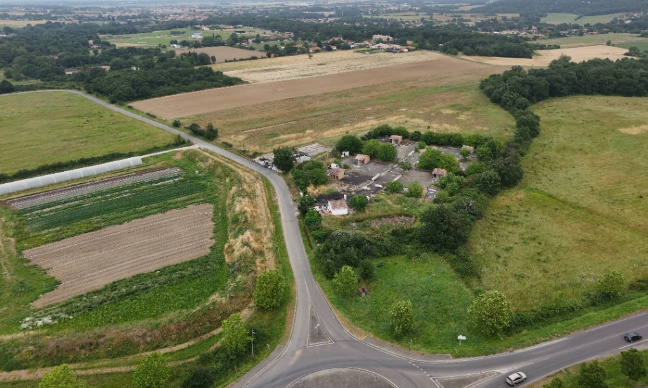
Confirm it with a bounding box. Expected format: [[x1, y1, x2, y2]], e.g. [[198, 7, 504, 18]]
[[389, 135, 403, 145], [328, 199, 349, 216], [329, 168, 346, 180], [355, 154, 371, 165], [432, 168, 447, 180]]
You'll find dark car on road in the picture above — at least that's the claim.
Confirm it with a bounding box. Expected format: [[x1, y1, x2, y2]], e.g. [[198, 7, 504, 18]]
[[624, 332, 642, 342]]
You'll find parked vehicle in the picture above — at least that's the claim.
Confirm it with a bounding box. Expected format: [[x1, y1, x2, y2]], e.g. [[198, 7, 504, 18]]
[[506, 371, 527, 386]]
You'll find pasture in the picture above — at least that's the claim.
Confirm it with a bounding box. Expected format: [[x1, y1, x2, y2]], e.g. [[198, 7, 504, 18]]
[[0, 92, 177, 175], [101, 27, 264, 48], [176, 46, 262, 63], [540, 13, 626, 25], [616, 38, 648, 51], [538, 33, 644, 48], [470, 96, 648, 311]]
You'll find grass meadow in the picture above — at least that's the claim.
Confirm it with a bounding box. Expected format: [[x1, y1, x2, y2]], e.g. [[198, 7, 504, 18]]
[[471, 96, 648, 311], [539, 33, 644, 48], [616, 38, 648, 51], [196, 81, 515, 153], [0, 92, 177, 175], [101, 27, 265, 48], [540, 13, 626, 25]]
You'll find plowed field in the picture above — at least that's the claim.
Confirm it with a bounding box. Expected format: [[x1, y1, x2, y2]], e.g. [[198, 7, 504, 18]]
[[25, 204, 214, 307]]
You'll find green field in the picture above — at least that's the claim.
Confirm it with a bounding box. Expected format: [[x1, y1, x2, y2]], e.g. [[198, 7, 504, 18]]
[[102, 27, 264, 48], [616, 38, 648, 51], [0, 92, 178, 175], [539, 33, 644, 48], [470, 96, 648, 311], [541, 13, 626, 25]]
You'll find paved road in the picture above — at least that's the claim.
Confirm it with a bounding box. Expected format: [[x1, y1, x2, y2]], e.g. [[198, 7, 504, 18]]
[[50, 90, 648, 388]]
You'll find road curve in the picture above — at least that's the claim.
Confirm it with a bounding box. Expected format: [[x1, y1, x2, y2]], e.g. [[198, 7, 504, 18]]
[[36, 90, 648, 388]]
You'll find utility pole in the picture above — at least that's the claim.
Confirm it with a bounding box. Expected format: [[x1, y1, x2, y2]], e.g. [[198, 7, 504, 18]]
[[251, 329, 255, 358]]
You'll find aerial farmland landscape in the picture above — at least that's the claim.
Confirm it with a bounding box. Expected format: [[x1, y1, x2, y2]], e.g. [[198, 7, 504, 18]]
[[1, 0, 648, 387]]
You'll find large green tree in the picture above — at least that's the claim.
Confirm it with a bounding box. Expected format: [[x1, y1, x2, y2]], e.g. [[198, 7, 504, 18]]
[[467, 291, 512, 338], [132, 353, 171, 388], [390, 300, 414, 338], [620, 348, 646, 381], [577, 360, 608, 388], [272, 147, 295, 173], [39, 364, 85, 388], [254, 270, 286, 310], [419, 205, 472, 251], [376, 143, 397, 161], [336, 134, 363, 154], [221, 313, 250, 358]]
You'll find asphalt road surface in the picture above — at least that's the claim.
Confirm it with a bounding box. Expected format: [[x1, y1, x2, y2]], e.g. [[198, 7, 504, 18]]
[[52, 90, 648, 388]]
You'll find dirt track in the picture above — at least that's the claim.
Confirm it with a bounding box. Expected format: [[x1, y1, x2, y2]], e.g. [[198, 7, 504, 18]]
[[24, 204, 214, 307], [131, 54, 496, 120]]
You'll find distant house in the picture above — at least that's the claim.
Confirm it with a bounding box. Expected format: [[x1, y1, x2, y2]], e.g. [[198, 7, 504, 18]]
[[389, 135, 403, 145], [355, 154, 370, 165], [432, 168, 447, 179], [372, 34, 393, 42], [191, 33, 202, 39], [461, 145, 475, 154], [329, 168, 345, 180], [328, 199, 349, 216], [65, 68, 79, 75]]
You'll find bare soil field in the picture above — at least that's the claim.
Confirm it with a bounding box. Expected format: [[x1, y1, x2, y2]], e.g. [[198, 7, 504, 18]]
[[176, 46, 262, 63], [131, 53, 499, 120], [24, 204, 214, 307], [461, 45, 629, 67]]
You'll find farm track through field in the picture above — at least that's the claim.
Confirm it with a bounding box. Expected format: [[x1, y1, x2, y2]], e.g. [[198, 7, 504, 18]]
[[132, 55, 499, 119], [24, 204, 215, 307]]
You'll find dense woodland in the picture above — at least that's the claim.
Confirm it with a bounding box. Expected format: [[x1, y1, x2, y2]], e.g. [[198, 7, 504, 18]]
[[0, 22, 244, 102]]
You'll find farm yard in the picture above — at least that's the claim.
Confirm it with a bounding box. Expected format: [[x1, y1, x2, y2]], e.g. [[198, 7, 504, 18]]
[[25, 204, 215, 307]]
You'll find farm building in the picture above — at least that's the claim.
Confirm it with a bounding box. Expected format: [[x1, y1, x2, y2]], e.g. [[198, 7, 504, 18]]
[[389, 135, 403, 144], [355, 154, 371, 165], [327, 199, 349, 216], [329, 168, 345, 180], [432, 168, 447, 180]]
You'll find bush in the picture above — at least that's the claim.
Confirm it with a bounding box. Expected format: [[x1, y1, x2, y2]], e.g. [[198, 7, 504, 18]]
[[467, 291, 512, 338], [333, 266, 358, 298], [386, 180, 404, 193], [350, 195, 369, 211], [254, 270, 286, 310], [390, 300, 414, 338], [405, 181, 424, 198], [133, 353, 170, 388]]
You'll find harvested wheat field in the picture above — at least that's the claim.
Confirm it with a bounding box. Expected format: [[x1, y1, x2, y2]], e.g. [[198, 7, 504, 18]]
[[218, 49, 447, 83], [24, 204, 214, 307], [132, 53, 499, 120], [461, 45, 629, 67]]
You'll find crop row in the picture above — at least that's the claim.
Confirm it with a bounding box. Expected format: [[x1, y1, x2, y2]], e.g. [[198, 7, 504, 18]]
[[22, 178, 206, 232], [6, 167, 182, 209]]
